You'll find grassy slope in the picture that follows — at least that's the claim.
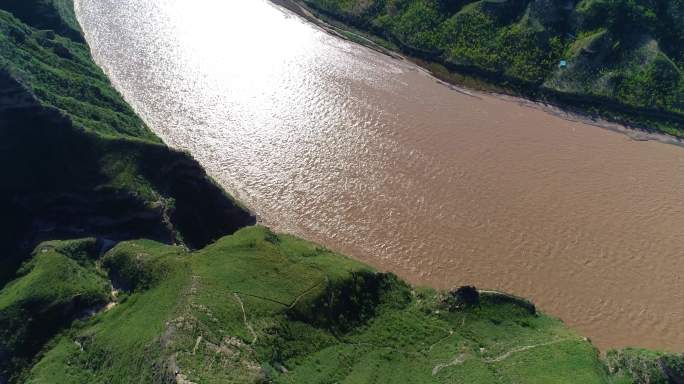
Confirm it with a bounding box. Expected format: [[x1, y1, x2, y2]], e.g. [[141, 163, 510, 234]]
[[0, 239, 110, 381], [0, 2, 254, 284], [23, 227, 634, 384], [296, 0, 684, 137], [0, 1, 152, 140], [24, 240, 190, 384], [0, 0, 84, 42]]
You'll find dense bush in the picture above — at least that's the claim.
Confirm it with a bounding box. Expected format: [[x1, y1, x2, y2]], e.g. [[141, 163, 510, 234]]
[[578, 0, 657, 38], [389, 1, 444, 52], [288, 271, 411, 333], [617, 53, 684, 110], [102, 241, 174, 292], [443, 285, 480, 310], [605, 348, 684, 384]]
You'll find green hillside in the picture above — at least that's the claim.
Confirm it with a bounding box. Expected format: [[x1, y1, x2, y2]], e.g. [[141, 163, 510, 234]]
[[2, 227, 682, 383], [295, 0, 684, 136], [0, 1, 683, 383], [0, 0, 255, 285], [0, 227, 655, 383], [0, 0, 83, 42]]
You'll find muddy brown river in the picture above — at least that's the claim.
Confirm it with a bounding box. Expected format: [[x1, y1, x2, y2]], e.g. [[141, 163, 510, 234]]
[[75, 0, 684, 351]]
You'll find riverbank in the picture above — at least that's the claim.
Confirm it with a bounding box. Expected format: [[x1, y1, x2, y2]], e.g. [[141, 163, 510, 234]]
[[8, 227, 641, 384], [270, 0, 684, 144]]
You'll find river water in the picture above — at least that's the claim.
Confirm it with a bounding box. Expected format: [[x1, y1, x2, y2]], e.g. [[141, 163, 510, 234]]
[[75, 0, 684, 351]]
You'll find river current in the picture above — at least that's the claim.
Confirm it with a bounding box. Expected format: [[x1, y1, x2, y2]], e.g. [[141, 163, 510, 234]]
[[75, 0, 684, 351]]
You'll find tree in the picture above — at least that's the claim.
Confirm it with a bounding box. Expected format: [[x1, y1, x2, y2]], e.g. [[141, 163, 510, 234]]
[[434, 0, 477, 14], [444, 285, 480, 310]]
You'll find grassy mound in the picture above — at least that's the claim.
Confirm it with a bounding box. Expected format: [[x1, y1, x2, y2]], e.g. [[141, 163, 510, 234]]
[[14, 227, 648, 384], [102, 240, 181, 292], [0, 239, 110, 381]]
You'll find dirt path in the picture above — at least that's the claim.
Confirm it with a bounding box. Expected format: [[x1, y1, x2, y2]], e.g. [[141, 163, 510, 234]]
[[432, 354, 466, 376], [431, 338, 577, 376], [483, 338, 575, 363], [288, 279, 326, 309], [233, 293, 258, 344], [427, 330, 456, 353]]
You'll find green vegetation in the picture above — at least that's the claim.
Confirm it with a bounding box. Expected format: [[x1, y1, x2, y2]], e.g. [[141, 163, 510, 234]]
[[298, 0, 684, 136], [0, 7, 155, 139], [606, 348, 684, 383], [0, 0, 83, 42], [0, 239, 110, 381], [12, 226, 671, 384], [2, 227, 681, 383]]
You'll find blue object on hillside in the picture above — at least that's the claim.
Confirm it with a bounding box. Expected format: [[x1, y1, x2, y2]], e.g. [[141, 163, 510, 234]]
[[559, 60, 568, 69]]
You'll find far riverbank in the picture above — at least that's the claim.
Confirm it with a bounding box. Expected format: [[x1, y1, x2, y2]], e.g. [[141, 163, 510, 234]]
[[270, 0, 684, 147]]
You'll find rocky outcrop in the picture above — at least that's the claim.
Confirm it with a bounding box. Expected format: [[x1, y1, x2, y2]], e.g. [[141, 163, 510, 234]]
[[133, 145, 256, 250]]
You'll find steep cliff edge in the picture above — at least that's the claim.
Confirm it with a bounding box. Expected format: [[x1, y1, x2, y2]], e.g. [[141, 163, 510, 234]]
[[0, 2, 255, 286]]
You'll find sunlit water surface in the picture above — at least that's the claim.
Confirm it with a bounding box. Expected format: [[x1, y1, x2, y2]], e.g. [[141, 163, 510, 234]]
[[75, 0, 684, 351]]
